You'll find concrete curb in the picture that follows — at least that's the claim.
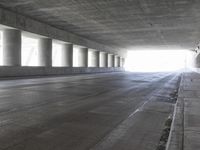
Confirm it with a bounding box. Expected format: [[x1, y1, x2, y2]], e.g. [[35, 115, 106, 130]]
[[166, 74, 184, 150], [0, 66, 124, 78]]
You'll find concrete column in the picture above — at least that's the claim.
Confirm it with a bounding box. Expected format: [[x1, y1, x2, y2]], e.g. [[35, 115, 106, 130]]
[[106, 53, 109, 67], [114, 55, 119, 67], [38, 38, 52, 67], [117, 57, 120, 67], [193, 50, 200, 68], [61, 43, 73, 67], [107, 54, 113, 67], [96, 51, 100, 67], [88, 50, 100, 67], [100, 52, 106, 67], [122, 58, 125, 67], [3, 29, 21, 66], [79, 47, 88, 67], [112, 55, 115, 67], [120, 57, 123, 67]]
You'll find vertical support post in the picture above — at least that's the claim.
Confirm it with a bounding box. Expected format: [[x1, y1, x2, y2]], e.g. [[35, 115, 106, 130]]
[[117, 56, 120, 67], [106, 53, 109, 67], [122, 58, 125, 67], [112, 54, 115, 67], [120, 57, 123, 67], [79, 47, 88, 67], [3, 29, 21, 66], [38, 38, 52, 67], [61, 43, 73, 67], [99, 52, 106, 67], [96, 51, 100, 67], [114, 55, 118, 67]]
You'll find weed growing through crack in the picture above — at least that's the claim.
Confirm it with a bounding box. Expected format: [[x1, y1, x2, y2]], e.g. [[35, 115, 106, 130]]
[[156, 87, 179, 150]]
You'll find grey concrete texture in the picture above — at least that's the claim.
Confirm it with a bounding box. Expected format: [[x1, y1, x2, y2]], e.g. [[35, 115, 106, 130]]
[[167, 71, 200, 150], [106, 53, 109, 67], [0, 7, 124, 57], [0, 67, 124, 78], [0, 0, 199, 50], [77, 47, 88, 67], [0, 72, 180, 150], [88, 50, 100, 67], [108, 54, 114, 67], [96, 51, 100, 67], [61, 43, 73, 67], [3, 29, 21, 66], [99, 52, 107, 67], [38, 38, 52, 67], [114, 56, 119, 67], [112, 55, 115, 67], [194, 52, 200, 68], [120, 57, 123, 67]]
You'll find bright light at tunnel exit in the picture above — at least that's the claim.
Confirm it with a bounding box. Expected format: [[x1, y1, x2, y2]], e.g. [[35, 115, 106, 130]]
[[125, 49, 192, 72]]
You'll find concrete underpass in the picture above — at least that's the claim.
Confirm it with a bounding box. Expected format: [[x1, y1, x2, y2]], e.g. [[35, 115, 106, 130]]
[[0, 1, 199, 150]]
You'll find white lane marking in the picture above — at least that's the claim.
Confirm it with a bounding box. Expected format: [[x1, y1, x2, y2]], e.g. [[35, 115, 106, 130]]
[[89, 74, 179, 150]]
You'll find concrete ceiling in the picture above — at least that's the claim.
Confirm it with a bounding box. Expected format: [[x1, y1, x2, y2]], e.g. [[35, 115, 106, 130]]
[[0, 0, 200, 51]]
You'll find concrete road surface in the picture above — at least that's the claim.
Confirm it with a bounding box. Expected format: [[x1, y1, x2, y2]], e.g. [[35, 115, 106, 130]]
[[0, 72, 180, 150]]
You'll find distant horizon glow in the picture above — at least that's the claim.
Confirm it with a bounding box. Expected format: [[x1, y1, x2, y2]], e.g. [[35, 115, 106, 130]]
[[125, 49, 193, 72]]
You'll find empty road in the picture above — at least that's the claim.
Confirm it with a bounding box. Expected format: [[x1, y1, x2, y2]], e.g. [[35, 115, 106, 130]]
[[0, 72, 181, 150]]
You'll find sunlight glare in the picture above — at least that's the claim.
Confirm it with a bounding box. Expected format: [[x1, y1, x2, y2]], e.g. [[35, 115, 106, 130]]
[[21, 36, 39, 66], [52, 42, 63, 67], [125, 49, 190, 72]]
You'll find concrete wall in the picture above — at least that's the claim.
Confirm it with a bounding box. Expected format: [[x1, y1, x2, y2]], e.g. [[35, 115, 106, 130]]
[[0, 67, 124, 78], [0, 7, 125, 57], [0, 7, 125, 77]]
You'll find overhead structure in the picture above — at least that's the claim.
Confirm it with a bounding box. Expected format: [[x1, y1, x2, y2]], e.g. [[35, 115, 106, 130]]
[[0, 0, 199, 51]]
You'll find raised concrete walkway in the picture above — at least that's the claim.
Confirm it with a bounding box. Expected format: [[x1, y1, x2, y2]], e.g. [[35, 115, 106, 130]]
[[167, 71, 200, 150]]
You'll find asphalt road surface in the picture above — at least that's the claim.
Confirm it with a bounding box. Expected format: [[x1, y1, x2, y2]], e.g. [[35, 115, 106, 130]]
[[0, 72, 181, 150]]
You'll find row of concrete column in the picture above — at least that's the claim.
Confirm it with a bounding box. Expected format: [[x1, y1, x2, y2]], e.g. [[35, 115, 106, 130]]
[[3, 29, 124, 67]]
